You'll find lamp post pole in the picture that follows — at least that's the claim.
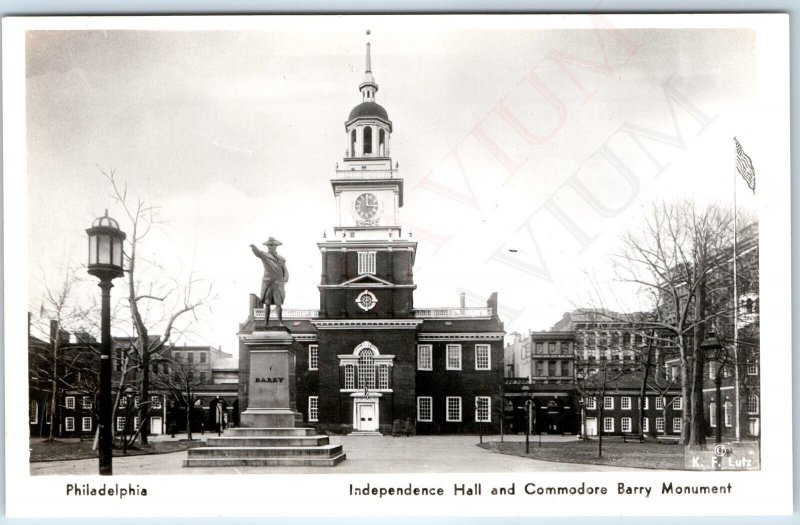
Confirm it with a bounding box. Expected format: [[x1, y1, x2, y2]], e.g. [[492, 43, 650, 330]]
[[98, 279, 114, 474]]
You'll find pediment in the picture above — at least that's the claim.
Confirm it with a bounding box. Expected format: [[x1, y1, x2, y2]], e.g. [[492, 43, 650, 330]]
[[340, 274, 394, 287]]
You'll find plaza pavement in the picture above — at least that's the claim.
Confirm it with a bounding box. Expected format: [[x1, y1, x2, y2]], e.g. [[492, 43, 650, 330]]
[[30, 433, 638, 475]]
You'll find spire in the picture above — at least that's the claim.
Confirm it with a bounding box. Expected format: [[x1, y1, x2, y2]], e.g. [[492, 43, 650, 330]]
[[360, 29, 378, 101]]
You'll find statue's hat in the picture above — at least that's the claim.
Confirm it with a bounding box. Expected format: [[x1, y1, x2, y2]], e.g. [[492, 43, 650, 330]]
[[263, 237, 282, 247]]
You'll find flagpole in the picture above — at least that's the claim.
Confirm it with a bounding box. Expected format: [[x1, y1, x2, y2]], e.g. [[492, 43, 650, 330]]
[[732, 140, 741, 442]]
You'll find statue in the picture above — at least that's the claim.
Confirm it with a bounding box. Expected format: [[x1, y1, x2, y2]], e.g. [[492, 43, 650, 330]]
[[250, 237, 289, 326]]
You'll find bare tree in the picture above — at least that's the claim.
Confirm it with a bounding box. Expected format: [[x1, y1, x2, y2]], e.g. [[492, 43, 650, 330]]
[[103, 168, 213, 445], [151, 351, 206, 441]]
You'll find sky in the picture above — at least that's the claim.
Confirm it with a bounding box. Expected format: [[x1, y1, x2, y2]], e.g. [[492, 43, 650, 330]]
[[22, 15, 776, 356]]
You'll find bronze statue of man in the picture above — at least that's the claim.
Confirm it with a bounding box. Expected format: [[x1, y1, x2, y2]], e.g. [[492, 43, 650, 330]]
[[250, 237, 289, 326]]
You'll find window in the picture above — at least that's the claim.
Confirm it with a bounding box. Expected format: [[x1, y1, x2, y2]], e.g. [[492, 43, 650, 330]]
[[535, 343, 543, 354], [29, 401, 38, 424], [344, 365, 355, 389], [309, 345, 319, 371], [357, 349, 376, 389], [672, 418, 682, 433], [621, 417, 632, 433], [65, 396, 75, 409], [722, 366, 731, 378], [82, 397, 92, 410], [308, 396, 319, 422], [357, 251, 376, 274], [642, 417, 649, 433], [133, 417, 140, 430], [200, 352, 207, 363], [548, 342, 556, 353], [475, 397, 491, 423], [417, 397, 432, 422], [446, 397, 462, 422], [585, 397, 596, 410], [475, 345, 491, 370], [655, 397, 664, 410], [748, 364, 758, 375], [45, 403, 52, 424], [708, 362, 716, 379], [603, 397, 613, 410], [672, 398, 682, 410], [724, 401, 733, 427], [151, 396, 162, 409], [709, 402, 717, 427], [116, 417, 126, 431], [417, 345, 432, 371], [199, 372, 206, 383], [187, 352, 194, 364], [642, 397, 649, 410], [748, 394, 759, 414], [65, 417, 75, 432], [656, 417, 665, 433], [363, 126, 373, 154], [603, 417, 614, 433], [446, 345, 462, 370], [621, 397, 631, 410], [378, 365, 389, 389], [82, 417, 93, 431]]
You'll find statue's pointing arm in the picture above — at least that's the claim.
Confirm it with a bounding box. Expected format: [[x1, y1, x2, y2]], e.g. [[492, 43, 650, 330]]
[[250, 244, 265, 259]]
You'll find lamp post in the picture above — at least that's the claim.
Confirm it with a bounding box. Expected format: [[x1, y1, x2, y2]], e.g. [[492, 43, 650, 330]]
[[86, 210, 126, 475], [525, 399, 533, 454], [122, 386, 136, 455]]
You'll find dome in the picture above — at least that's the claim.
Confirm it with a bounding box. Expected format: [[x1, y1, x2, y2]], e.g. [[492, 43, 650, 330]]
[[348, 101, 390, 122], [92, 210, 121, 230]]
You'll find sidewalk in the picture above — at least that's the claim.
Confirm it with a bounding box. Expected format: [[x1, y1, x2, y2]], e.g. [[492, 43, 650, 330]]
[[30, 434, 637, 475]]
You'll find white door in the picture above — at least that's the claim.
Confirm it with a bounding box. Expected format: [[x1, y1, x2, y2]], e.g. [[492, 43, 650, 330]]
[[357, 404, 376, 431], [585, 417, 597, 436], [150, 417, 163, 435]]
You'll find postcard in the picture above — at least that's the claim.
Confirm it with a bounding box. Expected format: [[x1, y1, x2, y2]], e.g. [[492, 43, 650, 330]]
[[3, 13, 791, 517]]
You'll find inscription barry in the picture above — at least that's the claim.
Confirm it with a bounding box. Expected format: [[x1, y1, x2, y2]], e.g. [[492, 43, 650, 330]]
[[255, 377, 285, 383]]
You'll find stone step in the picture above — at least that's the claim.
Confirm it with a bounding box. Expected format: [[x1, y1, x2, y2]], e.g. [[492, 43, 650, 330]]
[[183, 453, 347, 468], [224, 427, 317, 437], [205, 435, 330, 447], [187, 444, 344, 458]]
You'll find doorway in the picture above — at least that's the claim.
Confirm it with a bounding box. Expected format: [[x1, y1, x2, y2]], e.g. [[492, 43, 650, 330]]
[[150, 416, 163, 435], [585, 417, 597, 436], [353, 400, 379, 432]]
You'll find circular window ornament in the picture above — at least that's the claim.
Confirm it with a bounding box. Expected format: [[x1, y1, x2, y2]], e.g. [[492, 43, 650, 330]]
[[356, 290, 378, 311]]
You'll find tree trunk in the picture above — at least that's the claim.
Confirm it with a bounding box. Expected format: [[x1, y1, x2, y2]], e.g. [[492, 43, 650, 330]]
[[678, 336, 690, 445], [689, 267, 708, 446], [637, 333, 654, 441], [186, 400, 193, 441], [138, 343, 150, 446], [48, 343, 58, 441]]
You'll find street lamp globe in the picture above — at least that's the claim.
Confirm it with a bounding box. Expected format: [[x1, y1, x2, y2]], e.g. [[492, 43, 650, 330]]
[[86, 210, 126, 280]]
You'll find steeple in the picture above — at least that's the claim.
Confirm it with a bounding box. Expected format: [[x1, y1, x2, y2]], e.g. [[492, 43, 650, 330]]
[[359, 30, 378, 102]]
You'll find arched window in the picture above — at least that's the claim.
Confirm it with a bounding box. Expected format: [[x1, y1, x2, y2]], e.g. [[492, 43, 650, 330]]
[[709, 401, 717, 427], [747, 394, 759, 414], [350, 129, 357, 157], [723, 400, 733, 427], [379, 129, 385, 156], [357, 348, 375, 389], [363, 127, 373, 155], [745, 298, 754, 314]]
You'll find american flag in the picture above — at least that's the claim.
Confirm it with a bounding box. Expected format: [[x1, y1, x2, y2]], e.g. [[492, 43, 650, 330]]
[[734, 137, 756, 194]]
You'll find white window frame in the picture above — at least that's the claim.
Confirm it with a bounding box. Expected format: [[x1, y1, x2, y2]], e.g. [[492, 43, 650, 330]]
[[656, 417, 665, 433], [642, 397, 649, 410], [309, 345, 319, 371], [82, 396, 92, 410], [446, 344, 462, 370], [133, 416, 140, 430], [308, 396, 319, 422], [603, 417, 614, 433], [446, 396, 462, 422], [29, 401, 38, 424], [621, 397, 631, 410], [672, 417, 682, 433], [417, 397, 433, 422], [475, 396, 491, 423], [585, 397, 596, 410], [475, 344, 491, 370], [65, 417, 75, 432], [603, 397, 614, 410], [747, 394, 759, 414], [672, 398, 682, 410], [747, 364, 758, 375], [65, 396, 75, 409], [344, 365, 355, 389], [642, 417, 649, 433], [45, 403, 52, 425], [709, 362, 717, 379], [709, 402, 717, 427], [378, 365, 389, 389], [82, 417, 93, 432], [724, 402, 733, 427], [621, 417, 632, 433], [116, 416, 126, 432], [417, 344, 432, 371], [151, 395, 162, 409], [357, 251, 377, 275], [655, 397, 664, 410]]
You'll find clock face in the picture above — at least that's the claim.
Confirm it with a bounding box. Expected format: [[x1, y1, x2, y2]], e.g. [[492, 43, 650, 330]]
[[354, 193, 380, 221]]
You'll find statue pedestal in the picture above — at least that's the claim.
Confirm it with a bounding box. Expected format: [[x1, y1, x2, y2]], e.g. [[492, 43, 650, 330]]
[[239, 327, 301, 428]]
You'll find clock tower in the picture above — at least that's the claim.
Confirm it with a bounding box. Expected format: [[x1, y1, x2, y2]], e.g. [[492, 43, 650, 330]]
[[318, 38, 417, 320]]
